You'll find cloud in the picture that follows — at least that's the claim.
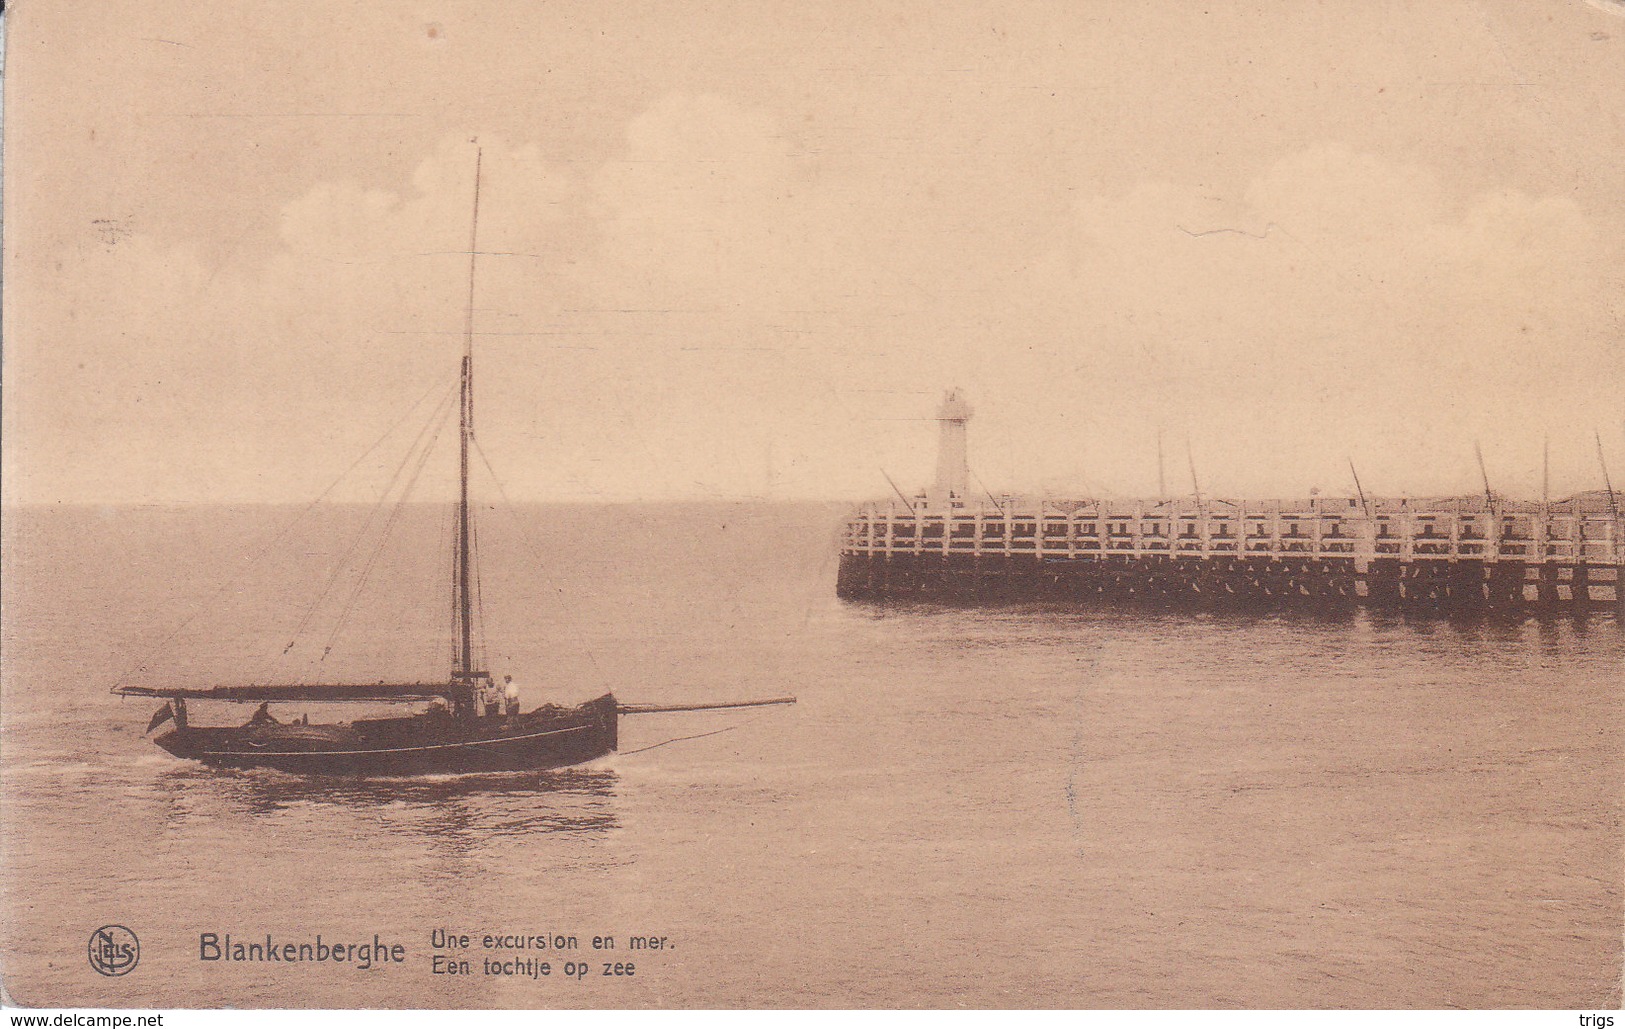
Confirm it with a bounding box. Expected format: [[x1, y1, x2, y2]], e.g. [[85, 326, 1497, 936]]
[[12, 109, 853, 504], [6, 137, 585, 503], [589, 94, 810, 310], [963, 145, 1623, 497], [1046, 145, 1609, 347], [272, 136, 576, 336], [8, 126, 1620, 505]]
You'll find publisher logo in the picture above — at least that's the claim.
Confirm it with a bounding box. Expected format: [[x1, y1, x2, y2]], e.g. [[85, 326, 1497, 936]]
[[89, 925, 140, 976]]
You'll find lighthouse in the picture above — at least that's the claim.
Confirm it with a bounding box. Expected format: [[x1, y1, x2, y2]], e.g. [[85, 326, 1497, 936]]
[[933, 388, 973, 507]]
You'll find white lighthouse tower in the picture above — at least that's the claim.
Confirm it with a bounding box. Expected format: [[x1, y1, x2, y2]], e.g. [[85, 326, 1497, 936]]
[[932, 388, 973, 508]]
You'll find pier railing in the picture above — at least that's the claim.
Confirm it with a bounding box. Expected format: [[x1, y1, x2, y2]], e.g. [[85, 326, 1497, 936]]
[[840, 495, 1624, 567]]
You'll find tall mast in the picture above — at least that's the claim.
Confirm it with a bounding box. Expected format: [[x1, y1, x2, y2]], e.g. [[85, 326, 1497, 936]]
[[1185, 436, 1201, 508], [1473, 441, 1494, 509], [1599, 430, 1620, 524], [1542, 435, 1550, 505], [1348, 457, 1370, 518], [458, 147, 483, 679], [1156, 428, 1166, 502]]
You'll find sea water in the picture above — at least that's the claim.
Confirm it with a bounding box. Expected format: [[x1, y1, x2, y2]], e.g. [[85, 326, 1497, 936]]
[[2, 503, 1620, 1008]]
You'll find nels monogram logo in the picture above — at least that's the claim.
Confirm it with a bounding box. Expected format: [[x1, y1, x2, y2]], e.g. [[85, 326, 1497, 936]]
[[88, 925, 140, 977]]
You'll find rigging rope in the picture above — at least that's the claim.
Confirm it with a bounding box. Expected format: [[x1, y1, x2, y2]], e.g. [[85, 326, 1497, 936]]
[[470, 435, 609, 688], [275, 379, 460, 672], [116, 373, 458, 685], [471, 436, 553, 570], [438, 499, 457, 670], [471, 510, 489, 671], [448, 498, 462, 670], [617, 720, 752, 757], [311, 395, 454, 673]]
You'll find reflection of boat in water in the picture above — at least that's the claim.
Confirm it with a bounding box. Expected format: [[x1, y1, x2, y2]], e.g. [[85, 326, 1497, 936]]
[[151, 766, 623, 855], [172, 765, 620, 821], [114, 149, 793, 774]]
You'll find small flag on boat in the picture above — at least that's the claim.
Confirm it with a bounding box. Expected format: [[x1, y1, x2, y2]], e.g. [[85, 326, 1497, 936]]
[[146, 702, 175, 734]]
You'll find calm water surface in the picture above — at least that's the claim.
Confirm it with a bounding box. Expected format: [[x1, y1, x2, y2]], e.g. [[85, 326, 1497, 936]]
[[2, 503, 1620, 1008]]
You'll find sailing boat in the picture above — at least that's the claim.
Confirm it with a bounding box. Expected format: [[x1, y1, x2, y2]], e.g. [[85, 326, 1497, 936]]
[[113, 150, 793, 775]]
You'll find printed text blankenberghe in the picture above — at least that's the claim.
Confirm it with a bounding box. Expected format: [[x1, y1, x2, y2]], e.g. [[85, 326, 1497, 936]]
[[199, 933, 405, 970]]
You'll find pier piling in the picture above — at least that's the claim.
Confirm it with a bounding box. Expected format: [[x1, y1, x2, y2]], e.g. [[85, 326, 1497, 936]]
[[838, 494, 1622, 614]]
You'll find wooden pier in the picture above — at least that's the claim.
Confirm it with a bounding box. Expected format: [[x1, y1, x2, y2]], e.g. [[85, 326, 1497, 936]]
[[837, 493, 1624, 613]]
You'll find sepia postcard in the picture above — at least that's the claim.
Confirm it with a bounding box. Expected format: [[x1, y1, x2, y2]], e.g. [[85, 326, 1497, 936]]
[[2, 0, 1621, 1014]]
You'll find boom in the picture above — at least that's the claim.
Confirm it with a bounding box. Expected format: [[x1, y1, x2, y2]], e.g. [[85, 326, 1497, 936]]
[[113, 683, 454, 703]]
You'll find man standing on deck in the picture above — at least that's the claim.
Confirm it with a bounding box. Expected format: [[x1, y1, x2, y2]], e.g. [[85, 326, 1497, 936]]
[[503, 675, 520, 716], [477, 678, 502, 717]]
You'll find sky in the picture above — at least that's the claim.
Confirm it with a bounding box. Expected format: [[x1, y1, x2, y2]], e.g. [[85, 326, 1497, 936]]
[[3, 0, 1623, 504]]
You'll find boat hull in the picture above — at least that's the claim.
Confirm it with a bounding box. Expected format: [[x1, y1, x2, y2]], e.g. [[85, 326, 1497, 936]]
[[153, 695, 619, 775]]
